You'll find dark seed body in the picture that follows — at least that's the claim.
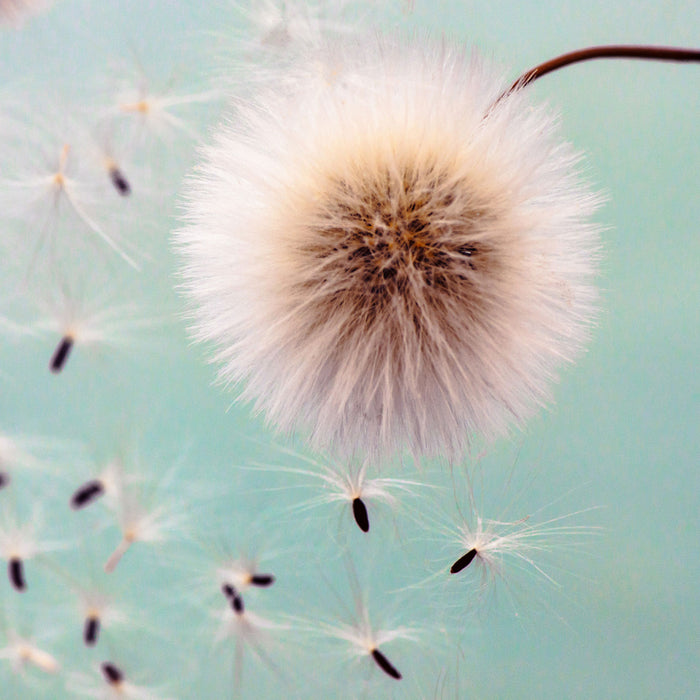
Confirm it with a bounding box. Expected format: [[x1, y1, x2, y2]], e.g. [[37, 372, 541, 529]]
[[70, 480, 105, 509], [250, 573, 275, 587], [0, 471, 9, 490], [371, 648, 402, 680], [450, 548, 477, 574], [109, 166, 131, 196], [222, 582, 245, 613], [50, 336, 74, 373], [352, 497, 370, 533], [84, 615, 100, 646], [101, 661, 123, 685], [232, 594, 244, 614], [8, 557, 26, 591]]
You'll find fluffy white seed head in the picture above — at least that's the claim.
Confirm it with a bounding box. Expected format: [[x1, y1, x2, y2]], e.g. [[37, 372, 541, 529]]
[[177, 36, 601, 463]]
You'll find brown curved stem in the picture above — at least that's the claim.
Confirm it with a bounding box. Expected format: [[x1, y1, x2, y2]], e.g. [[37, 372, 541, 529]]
[[496, 45, 700, 104]]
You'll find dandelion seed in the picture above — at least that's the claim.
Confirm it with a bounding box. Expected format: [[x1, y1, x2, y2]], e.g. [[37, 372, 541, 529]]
[[370, 647, 401, 680], [216, 555, 277, 595], [68, 455, 128, 514], [49, 333, 74, 373], [87, 121, 142, 201], [432, 462, 601, 612], [221, 582, 245, 614], [351, 497, 369, 533], [449, 548, 477, 575], [83, 615, 100, 646], [62, 574, 131, 649], [247, 447, 424, 533], [110, 66, 220, 149], [103, 483, 179, 573], [0, 117, 140, 269], [447, 507, 599, 595], [0, 508, 59, 592], [250, 574, 275, 587], [317, 601, 414, 683], [69, 663, 172, 700], [70, 479, 106, 509], [7, 557, 25, 591], [101, 661, 124, 685], [312, 564, 417, 686], [24, 276, 164, 373], [0, 471, 9, 490], [107, 162, 131, 197], [176, 35, 602, 463]]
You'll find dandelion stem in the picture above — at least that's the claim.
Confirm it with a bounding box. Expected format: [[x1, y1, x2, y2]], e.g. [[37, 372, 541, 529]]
[[500, 44, 700, 102]]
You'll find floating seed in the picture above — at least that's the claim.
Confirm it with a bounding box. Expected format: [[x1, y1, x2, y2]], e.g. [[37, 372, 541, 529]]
[[70, 480, 105, 509], [50, 335, 74, 373], [352, 497, 370, 533], [84, 615, 100, 646], [109, 165, 131, 196], [371, 648, 402, 680], [101, 661, 123, 685], [450, 548, 477, 574], [250, 573, 275, 587], [232, 593, 244, 614], [8, 557, 26, 591], [0, 471, 9, 490]]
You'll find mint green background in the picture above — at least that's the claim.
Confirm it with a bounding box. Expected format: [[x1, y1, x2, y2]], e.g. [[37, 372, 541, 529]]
[[1, 1, 698, 698]]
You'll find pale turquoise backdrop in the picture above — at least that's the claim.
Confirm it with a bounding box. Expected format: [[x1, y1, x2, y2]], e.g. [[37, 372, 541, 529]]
[[0, 1, 697, 698]]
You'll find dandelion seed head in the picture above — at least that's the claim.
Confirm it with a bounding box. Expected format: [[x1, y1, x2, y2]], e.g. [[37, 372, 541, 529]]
[[177, 36, 601, 463]]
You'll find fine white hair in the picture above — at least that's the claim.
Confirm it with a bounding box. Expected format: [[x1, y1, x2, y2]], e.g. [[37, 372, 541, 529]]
[[176, 35, 601, 464]]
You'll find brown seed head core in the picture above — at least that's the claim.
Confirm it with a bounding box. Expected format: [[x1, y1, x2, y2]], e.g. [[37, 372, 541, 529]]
[[297, 160, 501, 330]]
